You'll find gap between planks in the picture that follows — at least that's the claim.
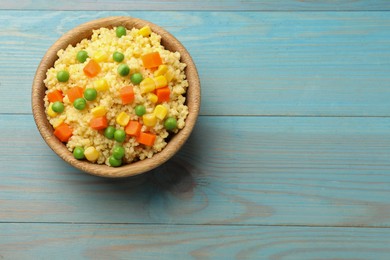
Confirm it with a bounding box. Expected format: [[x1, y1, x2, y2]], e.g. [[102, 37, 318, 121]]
[[1, 221, 390, 229], [1, 9, 390, 12]]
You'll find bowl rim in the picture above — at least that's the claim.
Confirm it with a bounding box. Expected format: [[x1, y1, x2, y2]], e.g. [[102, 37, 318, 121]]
[[31, 16, 201, 178]]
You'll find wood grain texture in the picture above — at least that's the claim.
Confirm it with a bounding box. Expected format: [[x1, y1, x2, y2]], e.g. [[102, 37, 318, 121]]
[[1, 114, 390, 226], [1, 2, 390, 258], [1, 224, 390, 259], [1, 11, 390, 116], [0, 0, 389, 11]]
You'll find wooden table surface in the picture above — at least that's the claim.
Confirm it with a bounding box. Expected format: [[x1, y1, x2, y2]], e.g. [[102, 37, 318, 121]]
[[1, 1, 390, 259]]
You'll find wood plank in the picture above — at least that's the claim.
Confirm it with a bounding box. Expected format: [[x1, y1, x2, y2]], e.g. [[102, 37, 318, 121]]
[[1, 114, 390, 226], [1, 223, 390, 259], [1, 11, 390, 116], [0, 0, 389, 11]]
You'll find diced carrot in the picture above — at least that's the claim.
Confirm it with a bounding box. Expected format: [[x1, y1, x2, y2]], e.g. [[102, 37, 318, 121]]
[[120, 86, 134, 105], [47, 89, 63, 103], [53, 123, 72, 142], [136, 132, 156, 146], [66, 87, 84, 103], [125, 121, 142, 137], [156, 87, 170, 103], [83, 59, 101, 78], [141, 52, 162, 69], [90, 116, 108, 130]]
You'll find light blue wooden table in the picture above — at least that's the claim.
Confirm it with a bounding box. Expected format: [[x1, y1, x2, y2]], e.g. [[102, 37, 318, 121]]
[[1, 1, 390, 259]]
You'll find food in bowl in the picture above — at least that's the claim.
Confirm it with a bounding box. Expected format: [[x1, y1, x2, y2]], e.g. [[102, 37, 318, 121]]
[[43, 25, 189, 167]]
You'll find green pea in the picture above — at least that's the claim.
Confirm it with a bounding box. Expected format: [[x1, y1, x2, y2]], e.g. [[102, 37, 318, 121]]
[[114, 129, 126, 142], [135, 105, 146, 117], [116, 26, 126, 38], [109, 155, 122, 167], [112, 145, 125, 160], [57, 70, 69, 82], [76, 50, 88, 63], [52, 101, 64, 113], [164, 117, 177, 131], [84, 88, 97, 101], [104, 126, 116, 139], [73, 98, 86, 110], [117, 64, 130, 76], [130, 73, 143, 84], [113, 51, 124, 62], [73, 147, 85, 160]]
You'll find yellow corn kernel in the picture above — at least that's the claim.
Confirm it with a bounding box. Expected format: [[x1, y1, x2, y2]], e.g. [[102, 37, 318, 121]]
[[84, 147, 100, 162], [154, 75, 168, 89], [52, 118, 64, 129], [93, 50, 108, 62], [147, 93, 158, 103], [116, 111, 130, 126], [93, 78, 109, 91], [91, 106, 107, 117], [154, 65, 168, 77], [138, 26, 152, 37], [142, 114, 157, 127], [140, 78, 155, 93], [164, 70, 174, 82], [47, 103, 58, 118], [154, 105, 168, 120], [133, 48, 141, 58]]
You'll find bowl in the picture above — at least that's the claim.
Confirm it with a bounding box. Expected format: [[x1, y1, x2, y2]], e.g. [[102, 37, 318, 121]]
[[32, 16, 201, 178]]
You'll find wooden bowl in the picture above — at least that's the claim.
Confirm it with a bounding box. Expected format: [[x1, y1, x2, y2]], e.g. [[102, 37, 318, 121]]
[[32, 17, 201, 178]]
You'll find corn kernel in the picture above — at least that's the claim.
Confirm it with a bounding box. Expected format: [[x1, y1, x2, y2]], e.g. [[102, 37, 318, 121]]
[[133, 48, 141, 58], [147, 93, 158, 103], [52, 118, 64, 129], [140, 78, 155, 93], [154, 65, 168, 77], [154, 105, 168, 120], [142, 114, 157, 127], [93, 78, 109, 91], [116, 111, 130, 126], [154, 75, 168, 89], [47, 103, 58, 118], [138, 26, 152, 37], [91, 106, 107, 117], [93, 50, 108, 62], [164, 70, 174, 82], [84, 147, 100, 162]]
